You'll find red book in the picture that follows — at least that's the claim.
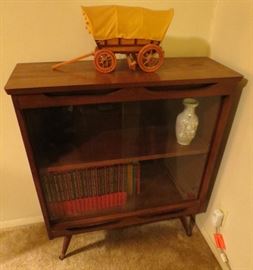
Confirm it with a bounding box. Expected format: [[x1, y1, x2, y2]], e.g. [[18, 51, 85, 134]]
[[48, 192, 127, 218], [119, 192, 122, 206], [96, 196, 99, 210], [105, 189, 108, 209], [66, 201, 73, 215], [100, 195, 103, 210], [87, 197, 91, 211], [83, 196, 87, 212], [109, 193, 112, 208]]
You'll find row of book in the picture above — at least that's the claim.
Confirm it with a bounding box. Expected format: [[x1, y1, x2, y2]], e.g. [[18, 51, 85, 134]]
[[41, 163, 140, 218], [48, 192, 127, 217]]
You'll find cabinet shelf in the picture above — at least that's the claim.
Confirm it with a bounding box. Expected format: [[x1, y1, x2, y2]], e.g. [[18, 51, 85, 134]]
[[40, 126, 209, 173]]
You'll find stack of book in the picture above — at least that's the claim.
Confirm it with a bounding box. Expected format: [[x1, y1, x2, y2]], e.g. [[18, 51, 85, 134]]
[[41, 163, 140, 218]]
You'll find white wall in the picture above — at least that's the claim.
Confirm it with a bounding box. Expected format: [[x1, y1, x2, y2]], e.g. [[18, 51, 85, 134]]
[[0, 0, 4, 227], [0, 0, 216, 227], [1, 1, 252, 269], [197, 1, 253, 270]]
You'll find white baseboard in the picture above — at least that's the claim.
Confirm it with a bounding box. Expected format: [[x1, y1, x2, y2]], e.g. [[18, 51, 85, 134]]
[[0, 215, 43, 230]]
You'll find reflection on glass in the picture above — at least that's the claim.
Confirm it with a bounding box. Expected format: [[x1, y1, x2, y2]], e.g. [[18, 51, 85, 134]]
[[24, 96, 221, 221]]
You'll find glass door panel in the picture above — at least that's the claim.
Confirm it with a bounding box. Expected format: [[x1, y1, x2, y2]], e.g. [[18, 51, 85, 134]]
[[23, 96, 221, 221]]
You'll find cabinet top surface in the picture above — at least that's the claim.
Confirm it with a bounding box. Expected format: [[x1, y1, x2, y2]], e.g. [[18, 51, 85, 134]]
[[5, 57, 242, 95]]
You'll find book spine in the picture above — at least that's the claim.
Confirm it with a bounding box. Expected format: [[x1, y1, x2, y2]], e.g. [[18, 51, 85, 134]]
[[74, 171, 80, 214], [68, 172, 74, 214], [104, 167, 109, 209], [91, 168, 95, 210], [42, 175, 51, 203], [57, 174, 65, 216], [76, 171, 82, 212], [129, 164, 133, 195], [98, 167, 103, 209], [82, 170, 87, 212], [57, 174, 63, 202], [80, 170, 85, 213], [88, 168, 92, 210], [74, 171, 81, 213], [136, 163, 141, 194]]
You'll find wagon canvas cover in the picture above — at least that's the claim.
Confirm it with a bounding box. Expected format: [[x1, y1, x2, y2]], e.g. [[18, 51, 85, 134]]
[[82, 5, 174, 41]]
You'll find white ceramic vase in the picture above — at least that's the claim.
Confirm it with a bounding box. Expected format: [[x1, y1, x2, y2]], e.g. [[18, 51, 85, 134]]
[[176, 98, 199, 145]]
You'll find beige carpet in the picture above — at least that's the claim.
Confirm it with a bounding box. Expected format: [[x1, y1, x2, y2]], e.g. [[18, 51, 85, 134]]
[[0, 220, 221, 270]]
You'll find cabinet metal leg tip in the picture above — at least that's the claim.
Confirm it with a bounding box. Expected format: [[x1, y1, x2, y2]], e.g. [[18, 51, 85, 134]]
[[186, 230, 192, 237], [180, 216, 195, 237], [59, 235, 72, 260]]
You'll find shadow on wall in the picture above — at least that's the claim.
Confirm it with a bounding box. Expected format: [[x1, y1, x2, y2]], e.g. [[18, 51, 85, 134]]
[[162, 36, 210, 57]]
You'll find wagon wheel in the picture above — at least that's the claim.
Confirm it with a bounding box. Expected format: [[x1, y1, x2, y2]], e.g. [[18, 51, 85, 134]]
[[94, 49, 117, 73], [137, 44, 164, 72]]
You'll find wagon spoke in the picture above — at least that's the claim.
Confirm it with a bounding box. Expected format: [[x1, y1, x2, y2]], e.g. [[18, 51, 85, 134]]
[[98, 54, 112, 68], [143, 50, 160, 66]]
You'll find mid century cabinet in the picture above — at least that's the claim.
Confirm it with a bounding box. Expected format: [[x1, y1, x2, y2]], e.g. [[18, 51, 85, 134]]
[[5, 58, 243, 259]]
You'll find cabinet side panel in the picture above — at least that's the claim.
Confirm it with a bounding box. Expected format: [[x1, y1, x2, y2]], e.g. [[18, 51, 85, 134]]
[[12, 96, 52, 238], [198, 83, 243, 211]]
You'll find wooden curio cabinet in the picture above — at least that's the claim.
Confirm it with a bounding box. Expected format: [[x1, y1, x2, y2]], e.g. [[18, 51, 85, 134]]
[[5, 58, 243, 259]]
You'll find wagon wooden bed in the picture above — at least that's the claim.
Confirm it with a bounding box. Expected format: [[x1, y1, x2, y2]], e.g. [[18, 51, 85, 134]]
[[52, 6, 174, 73]]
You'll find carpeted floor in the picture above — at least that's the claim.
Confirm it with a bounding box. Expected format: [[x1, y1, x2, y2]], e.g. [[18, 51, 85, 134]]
[[0, 220, 221, 270]]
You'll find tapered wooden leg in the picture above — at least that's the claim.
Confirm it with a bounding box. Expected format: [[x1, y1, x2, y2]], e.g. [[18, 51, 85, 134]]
[[180, 215, 195, 236], [59, 235, 72, 260]]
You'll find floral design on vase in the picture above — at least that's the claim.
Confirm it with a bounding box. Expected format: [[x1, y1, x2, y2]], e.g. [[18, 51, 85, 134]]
[[176, 98, 199, 145]]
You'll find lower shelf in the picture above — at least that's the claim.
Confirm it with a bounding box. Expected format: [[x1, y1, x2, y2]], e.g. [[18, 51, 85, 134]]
[[43, 157, 205, 222]]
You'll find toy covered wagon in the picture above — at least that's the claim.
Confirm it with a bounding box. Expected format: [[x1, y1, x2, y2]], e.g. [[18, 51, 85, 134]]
[[53, 5, 174, 73]]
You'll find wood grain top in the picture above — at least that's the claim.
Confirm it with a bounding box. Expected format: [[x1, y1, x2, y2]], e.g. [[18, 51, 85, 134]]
[[5, 57, 242, 95]]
